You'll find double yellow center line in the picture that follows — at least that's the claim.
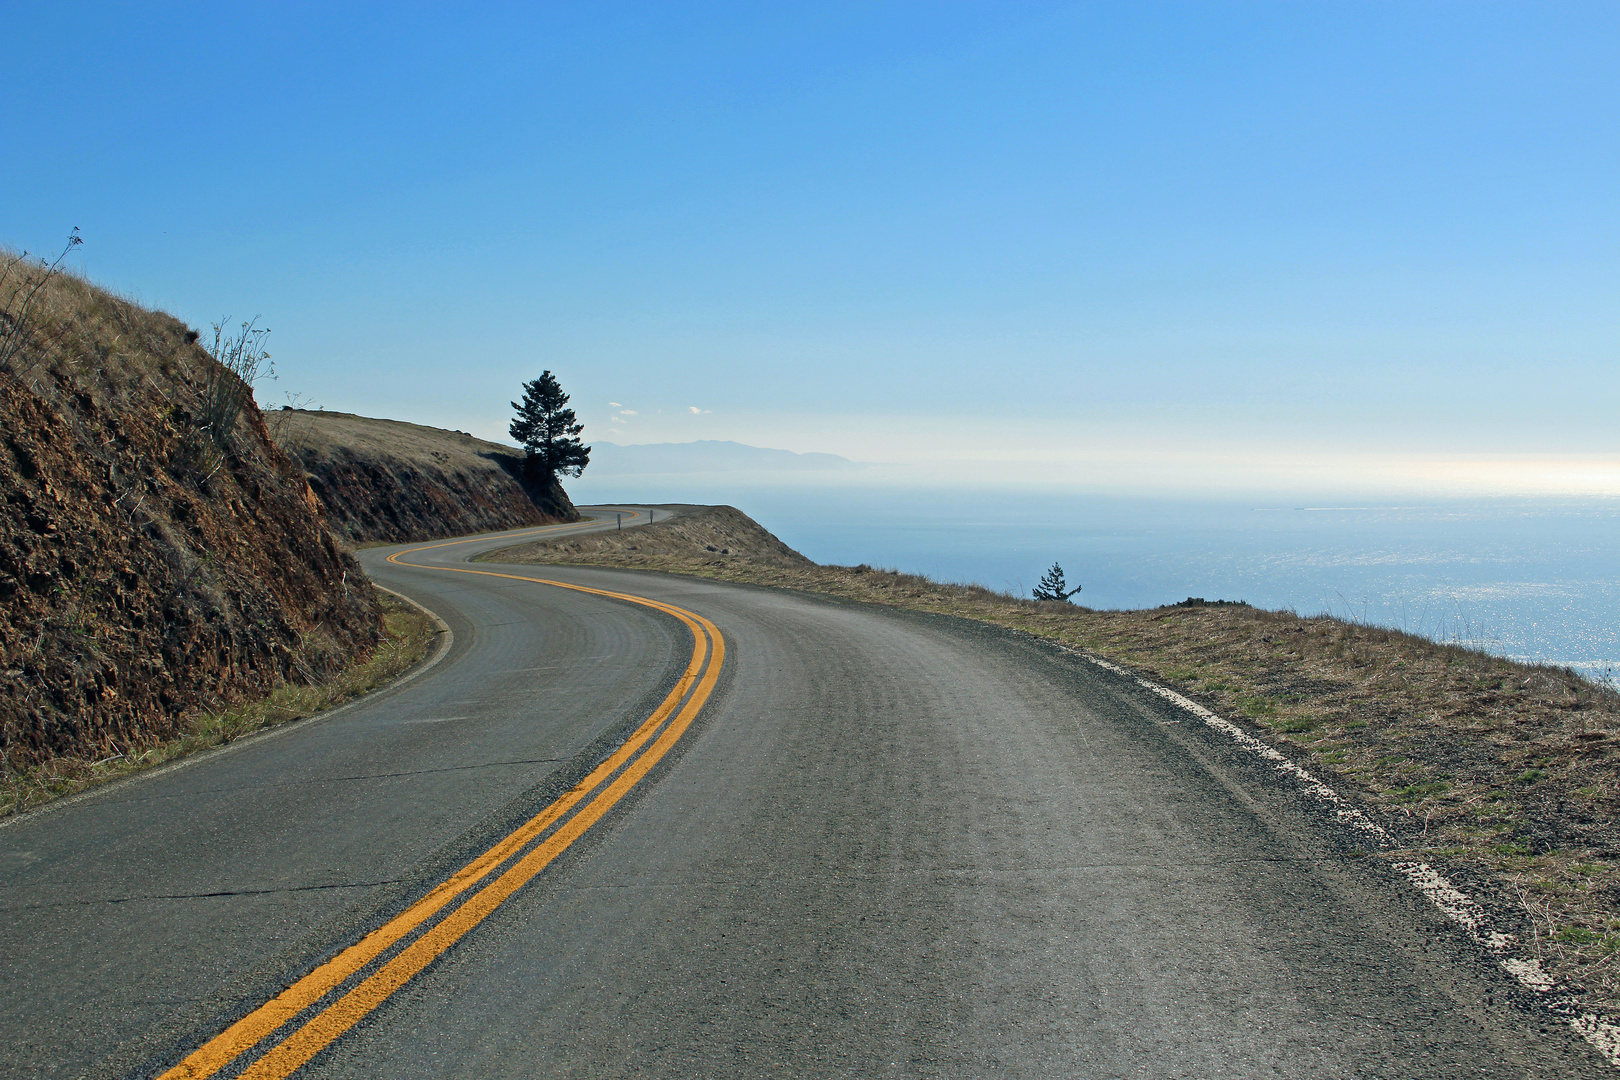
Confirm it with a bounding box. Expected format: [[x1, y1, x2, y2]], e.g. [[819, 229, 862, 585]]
[[160, 514, 723, 1079]]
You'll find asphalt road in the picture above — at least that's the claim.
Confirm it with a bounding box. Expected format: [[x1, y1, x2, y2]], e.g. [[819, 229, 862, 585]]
[[1, 507, 1610, 1078]]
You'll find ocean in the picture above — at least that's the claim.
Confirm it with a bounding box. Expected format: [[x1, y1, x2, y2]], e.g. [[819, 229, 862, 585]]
[[570, 476, 1619, 680]]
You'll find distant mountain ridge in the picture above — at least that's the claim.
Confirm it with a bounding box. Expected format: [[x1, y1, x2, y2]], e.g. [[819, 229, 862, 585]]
[[588, 440, 859, 475]]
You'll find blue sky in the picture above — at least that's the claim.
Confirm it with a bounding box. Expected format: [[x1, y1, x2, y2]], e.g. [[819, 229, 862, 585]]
[[5, 2, 1617, 494]]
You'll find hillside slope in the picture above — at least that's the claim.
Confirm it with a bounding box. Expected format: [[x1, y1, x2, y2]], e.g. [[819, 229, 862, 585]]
[[268, 410, 577, 544], [0, 260, 379, 768], [480, 504, 812, 568]]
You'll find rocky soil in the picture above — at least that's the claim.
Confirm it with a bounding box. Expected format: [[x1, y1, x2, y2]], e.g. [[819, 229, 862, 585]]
[[0, 262, 379, 768], [267, 410, 577, 544]]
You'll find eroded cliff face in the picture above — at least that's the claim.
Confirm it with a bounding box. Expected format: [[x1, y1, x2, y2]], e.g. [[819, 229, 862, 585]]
[[268, 410, 578, 544], [0, 267, 379, 768]]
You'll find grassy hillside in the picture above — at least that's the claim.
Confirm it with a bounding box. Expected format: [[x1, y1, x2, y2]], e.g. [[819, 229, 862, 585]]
[[480, 504, 811, 568], [0, 255, 380, 771], [268, 409, 577, 543]]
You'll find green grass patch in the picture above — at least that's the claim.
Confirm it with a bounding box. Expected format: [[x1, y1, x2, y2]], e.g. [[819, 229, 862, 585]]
[[1390, 780, 1451, 803]]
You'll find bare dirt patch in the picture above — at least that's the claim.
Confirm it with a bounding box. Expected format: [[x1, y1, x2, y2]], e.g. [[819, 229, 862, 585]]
[[1, 259, 380, 772], [268, 409, 577, 544]]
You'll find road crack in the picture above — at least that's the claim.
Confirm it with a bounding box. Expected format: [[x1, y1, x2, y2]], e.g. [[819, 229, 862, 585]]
[[1, 877, 406, 910]]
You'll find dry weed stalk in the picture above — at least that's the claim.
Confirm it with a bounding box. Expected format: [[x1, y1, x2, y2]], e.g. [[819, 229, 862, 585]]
[[0, 228, 83, 375]]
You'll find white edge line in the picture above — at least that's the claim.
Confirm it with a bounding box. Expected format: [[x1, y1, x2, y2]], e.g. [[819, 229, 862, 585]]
[[1070, 645, 1620, 1067], [0, 588, 455, 832]]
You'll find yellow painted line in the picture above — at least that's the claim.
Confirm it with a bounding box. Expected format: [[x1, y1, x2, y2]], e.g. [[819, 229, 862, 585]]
[[240, 609, 724, 1080], [159, 517, 721, 1080]]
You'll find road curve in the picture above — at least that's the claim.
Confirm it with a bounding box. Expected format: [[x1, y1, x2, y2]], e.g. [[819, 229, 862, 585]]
[[0, 508, 1610, 1078]]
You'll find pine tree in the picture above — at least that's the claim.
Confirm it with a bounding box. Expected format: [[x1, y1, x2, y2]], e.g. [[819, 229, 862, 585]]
[[509, 371, 591, 479], [1032, 562, 1081, 602]]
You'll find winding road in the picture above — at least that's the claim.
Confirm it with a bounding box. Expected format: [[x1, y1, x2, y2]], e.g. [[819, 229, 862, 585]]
[[1, 507, 1610, 1077]]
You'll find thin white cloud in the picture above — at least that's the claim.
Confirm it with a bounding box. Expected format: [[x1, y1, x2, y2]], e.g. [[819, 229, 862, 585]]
[[618, 408, 638, 416], [608, 402, 622, 408], [688, 406, 711, 415]]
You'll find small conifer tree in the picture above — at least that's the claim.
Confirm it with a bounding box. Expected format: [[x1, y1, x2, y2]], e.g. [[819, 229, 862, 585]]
[[510, 371, 590, 479], [1032, 562, 1081, 602]]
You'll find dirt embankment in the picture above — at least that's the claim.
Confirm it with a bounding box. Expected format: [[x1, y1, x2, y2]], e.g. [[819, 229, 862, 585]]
[[481, 504, 811, 568], [267, 410, 577, 544], [0, 263, 380, 769], [488, 504, 1620, 1009]]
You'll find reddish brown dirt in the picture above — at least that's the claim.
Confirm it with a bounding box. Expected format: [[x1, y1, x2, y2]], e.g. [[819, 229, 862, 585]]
[[268, 410, 578, 544], [0, 267, 380, 768]]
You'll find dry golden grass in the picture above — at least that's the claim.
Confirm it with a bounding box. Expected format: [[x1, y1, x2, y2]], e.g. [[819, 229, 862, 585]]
[[1, 254, 190, 392], [267, 409, 518, 473], [479, 504, 811, 568], [490, 515, 1620, 1009], [0, 589, 438, 819]]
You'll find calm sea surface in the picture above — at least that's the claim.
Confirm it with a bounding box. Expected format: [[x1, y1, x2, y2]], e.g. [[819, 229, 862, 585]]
[[574, 481, 1620, 680]]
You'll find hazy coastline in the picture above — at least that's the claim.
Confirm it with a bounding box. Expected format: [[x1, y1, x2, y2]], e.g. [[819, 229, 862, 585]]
[[570, 476, 1619, 678]]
